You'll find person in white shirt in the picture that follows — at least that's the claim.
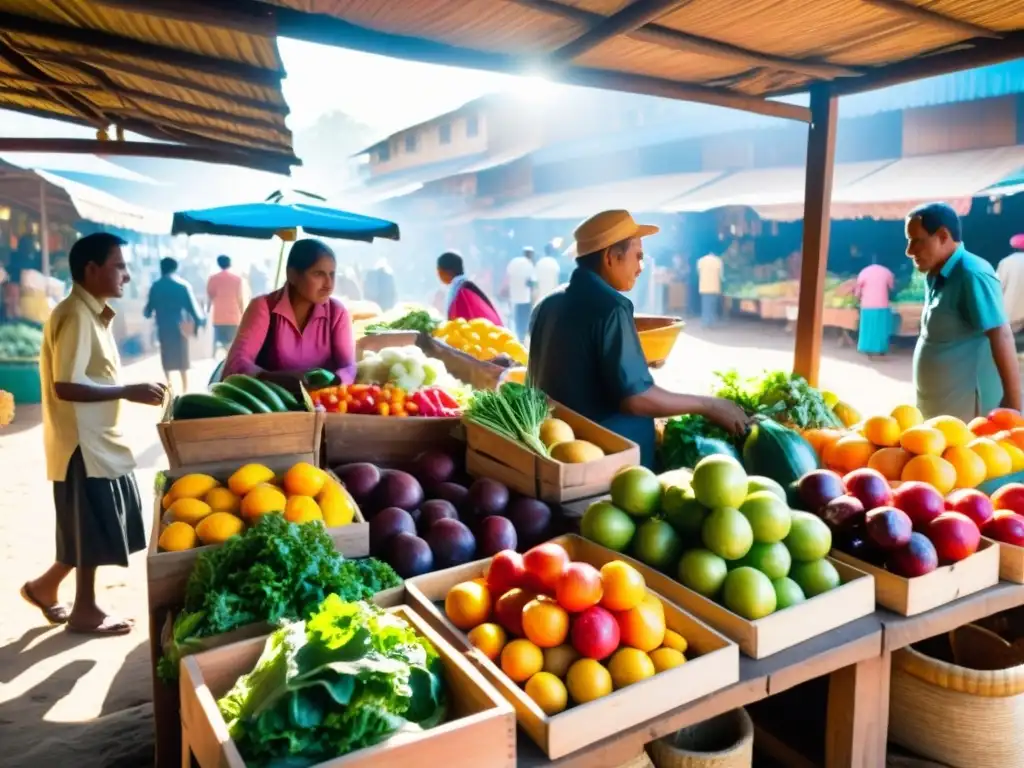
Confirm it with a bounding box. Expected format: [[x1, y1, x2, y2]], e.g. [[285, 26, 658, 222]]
[[506, 246, 536, 340], [998, 234, 1024, 345], [534, 243, 561, 305]]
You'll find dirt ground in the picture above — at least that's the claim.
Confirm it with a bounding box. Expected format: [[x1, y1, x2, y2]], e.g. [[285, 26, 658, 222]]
[[0, 321, 919, 768]]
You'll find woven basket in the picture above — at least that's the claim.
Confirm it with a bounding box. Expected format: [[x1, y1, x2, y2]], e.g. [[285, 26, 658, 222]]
[[647, 709, 753, 768], [890, 646, 1024, 766]]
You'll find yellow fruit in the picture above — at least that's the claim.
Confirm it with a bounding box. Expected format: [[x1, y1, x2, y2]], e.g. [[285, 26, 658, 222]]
[[999, 441, 1024, 473], [661, 629, 688, 655], [240, 483, 287, 522], [169, 473, 219, 502], [161, 492, 174, 510], [539, 418, 575, 448], [608, 647, 656, 689], [505, 340, 528, 365], [284, 495, 324, 524], [228, 464, 275, 496], [158, 521, 197, 552], [901, 455, 957, 495], [317, 481, 356, 527], [445, 581, 492, 631], [204, 486, 240, 513], [468, 623, 507, 661], [282, 462, 327, 497], [833, 401, 861, 428], [969, 437, 1012, 479], [867, 447, 914, 481], [942, 446, 987, 489], [925, 415, 972, 449], [542, 644, 580, 678], [168, 497, 213, 526], [650, 647, 686, 672], [195, 512, 245, 546], [565, 658, 613, 704], [862, 416, 901, 447], [821, 390, 840, 408], [501, 639, 544, 684], [525, 672, 568, 716], [549, 440, 605, 463], [899, 426, 947, 456], [891, 404, 924, 432]]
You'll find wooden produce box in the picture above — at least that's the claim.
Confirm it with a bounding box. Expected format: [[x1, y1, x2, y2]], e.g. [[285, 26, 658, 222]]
[[405, 535, 739, 759], [158, 409, 325, 469], [323, 412, 464, 466], [832, 538, 1000, 616], [356, 330, 420, 355], [180, 605, 516, 768], [984, 537, 1024, 583], [593, 544, 875, 659], [465, 403, 640, 503], [419, 335, 507, 391]]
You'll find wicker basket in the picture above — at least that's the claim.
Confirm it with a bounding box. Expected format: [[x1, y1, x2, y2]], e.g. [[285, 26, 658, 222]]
[[890, 645, 1024, 766], [647, 709, 753, 768]]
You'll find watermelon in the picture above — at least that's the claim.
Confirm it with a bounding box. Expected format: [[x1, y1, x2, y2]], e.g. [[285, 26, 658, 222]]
[[742, 419, 819, 488]]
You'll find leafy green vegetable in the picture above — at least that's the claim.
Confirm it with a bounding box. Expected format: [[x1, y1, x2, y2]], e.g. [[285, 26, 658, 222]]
[[465, 382, 551, 456], [659, 415, 740, 470], [366, 310, 439, 335], [159, 516, 401, 682], [218, 597, 446, 767], [0, 322, 43, 359], [713, 369, 841, 429]]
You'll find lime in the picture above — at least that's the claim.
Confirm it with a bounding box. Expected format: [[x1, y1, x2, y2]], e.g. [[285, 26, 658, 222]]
[[784, 512, 832, 562], [632, 518, 683, 572], [692, 455, 747, 509], [722, 566, 777, 620], [581, 501, 636, 552], [737, 541, 791, 580], [610, 466, 662, 518], [701, 507, 753, 561], [661, 484, 708, 542], [739, 491, 792, 544], [677, 548, 728, 598], [790, 559, 841, 597], [747, 475, 787, 501], [772, 577, 806, 610]]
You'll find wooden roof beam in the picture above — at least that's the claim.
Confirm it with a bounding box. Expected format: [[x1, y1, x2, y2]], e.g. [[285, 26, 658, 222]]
[[0, 10, 283, 87], [507, 0, 860, 80], [860, 0, 1001, 40], [548, 0, 695, 62]]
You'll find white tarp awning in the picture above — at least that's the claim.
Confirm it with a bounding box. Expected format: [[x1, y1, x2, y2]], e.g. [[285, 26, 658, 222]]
[[36, 170, 171, 234]]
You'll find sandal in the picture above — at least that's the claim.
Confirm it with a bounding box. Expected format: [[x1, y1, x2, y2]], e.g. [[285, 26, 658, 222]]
[[20, 582, 70, 625], [65, 616, 134, 636]]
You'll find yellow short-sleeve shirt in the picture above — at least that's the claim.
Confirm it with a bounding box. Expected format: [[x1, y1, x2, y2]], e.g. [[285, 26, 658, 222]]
[[41, 284, 135, 481]]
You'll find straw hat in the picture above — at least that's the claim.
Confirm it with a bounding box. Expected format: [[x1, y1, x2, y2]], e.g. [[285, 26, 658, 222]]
[[573, 210, 659, 259]]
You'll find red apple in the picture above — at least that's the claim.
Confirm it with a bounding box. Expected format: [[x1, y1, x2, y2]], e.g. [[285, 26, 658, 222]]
[[843, 468, 894, 511], [887, 532, 939, 578], [494, 587, 536, 637], [555, 562, 603, 613], [485, 549, 526, 596], [865, 506, 913, 550], [820, 494, 866, 532], [892, 481, 946, 530], [798, 469, 846, 513], [927, 511, 981, 563], [570, 605, 620, 660], [945, 489, 995, 528], [982, 510, 1024, 547], [522, 542, 570, 594], [991, 483, 1024, 515]]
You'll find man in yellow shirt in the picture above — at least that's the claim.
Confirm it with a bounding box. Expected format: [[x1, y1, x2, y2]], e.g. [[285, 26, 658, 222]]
[[21, 233, 166, 636], [696, 245, 725, 327]]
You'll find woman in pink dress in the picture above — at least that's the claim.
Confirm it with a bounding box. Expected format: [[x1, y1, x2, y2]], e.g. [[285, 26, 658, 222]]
[[223, 239, 356, 386], [437, 251, 503, 325]]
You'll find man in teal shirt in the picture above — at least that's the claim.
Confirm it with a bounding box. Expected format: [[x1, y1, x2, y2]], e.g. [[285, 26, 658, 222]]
[[906, 202, 1021, 421], [528, 210, 747, 468]]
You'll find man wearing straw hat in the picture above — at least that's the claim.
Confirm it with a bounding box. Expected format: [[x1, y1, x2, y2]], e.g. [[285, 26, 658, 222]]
[[528, 210, 748, 469]]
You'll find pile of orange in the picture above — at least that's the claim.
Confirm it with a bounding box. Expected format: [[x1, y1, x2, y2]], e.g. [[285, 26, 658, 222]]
[[444, 543, 690, 715], [805, 406, 1024, 495]]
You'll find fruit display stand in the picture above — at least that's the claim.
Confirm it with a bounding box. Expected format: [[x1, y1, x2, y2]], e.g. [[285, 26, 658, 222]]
[[986, 537, 1024, 583], [323, 412, 465, 466], [821, 307, 859, 332], [405, 536, 739, 759], [180, 605, 518, 768], [466, 403, 640, 503]]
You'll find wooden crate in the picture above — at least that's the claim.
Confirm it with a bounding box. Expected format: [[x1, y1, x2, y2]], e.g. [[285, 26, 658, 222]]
[[832, 538, 1000, 616], [323, 412, 464, 466], [180, 605, 516, 768], [419, 335, 507, 391], [985, 537, 1024, 583], [405, 535, 739, 759], [158, 410, 325, 469], [466, 403, 640, 503], [581, 540, 875, 659]]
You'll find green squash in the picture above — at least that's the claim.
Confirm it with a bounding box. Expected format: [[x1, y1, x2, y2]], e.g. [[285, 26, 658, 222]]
[[742, 419, 819, 488]]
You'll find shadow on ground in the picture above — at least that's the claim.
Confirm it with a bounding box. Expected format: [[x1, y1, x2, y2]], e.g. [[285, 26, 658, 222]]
[[3, 404, 43, 437]]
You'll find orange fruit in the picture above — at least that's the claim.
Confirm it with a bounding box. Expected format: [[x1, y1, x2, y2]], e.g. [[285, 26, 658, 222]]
[[524, 672, 568, 716], [969, 437, 1012, 479], [468, 622, 507, 661], [158, 521, 198, 552], [614, 592, 666, 652], [240, 483, 287, 522], [942, 446, 987, 489], [823, 434, 876, 473], [925, 415, 972, 449], [500, 639, 544, 683], [867, 447, 913, 481], [195, 511, 245, 546], [555, 562, 603, 613], [282, 462, 327, 497], [1008, 428, 1024, 451], [599, 560, 646, 612], [228, 464, 275, 496], [161, 492, 174, 510], [969, 417, 1000, 437], [169, 497, 213, 526], [565, 658, 613, 704], [899, 426, 947, 456], [522, 597, 570, 648], [989, 408, 1024, 430], [802, 428, 845, 459], [445, 580, 493, 631], [661, 629, 689, 655], [283, 495, 323, 524], [608, 647, 656, 689], [891, 404, 924, 432], [205, 486, 241, 513], [1000, 441, 1024, 473], [901, 455, 957, 495], [542, 644, 581, 678], [650, 647, 686, 672], [862, 416, 901, 447]]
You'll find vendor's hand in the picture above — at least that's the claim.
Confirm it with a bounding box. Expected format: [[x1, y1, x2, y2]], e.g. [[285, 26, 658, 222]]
[[701, 397, 750, 435], [124, 382, 167, 406]]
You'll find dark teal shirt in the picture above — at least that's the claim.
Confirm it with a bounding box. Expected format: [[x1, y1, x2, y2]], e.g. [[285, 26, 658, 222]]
[[913, 244, 1007, 422], [528, 268, 656, 468]]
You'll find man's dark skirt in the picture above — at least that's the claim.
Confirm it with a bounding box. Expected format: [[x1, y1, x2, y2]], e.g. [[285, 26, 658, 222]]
[[54, 448, 145, 568]]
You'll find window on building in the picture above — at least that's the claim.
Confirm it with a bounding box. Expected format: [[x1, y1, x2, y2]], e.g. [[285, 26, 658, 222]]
[[376, 144, 390, 162], [466, 115, 479, 138], [440, 123, 452, 145], [405, 133, 418, 152]]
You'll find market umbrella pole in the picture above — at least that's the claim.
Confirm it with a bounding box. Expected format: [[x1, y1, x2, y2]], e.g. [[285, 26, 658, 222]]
[[273, 238, 286, 289]]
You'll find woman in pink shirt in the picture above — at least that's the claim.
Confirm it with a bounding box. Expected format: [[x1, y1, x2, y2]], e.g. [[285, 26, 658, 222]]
[[223, 239, 356, 386], [854, 257, 895, 357]]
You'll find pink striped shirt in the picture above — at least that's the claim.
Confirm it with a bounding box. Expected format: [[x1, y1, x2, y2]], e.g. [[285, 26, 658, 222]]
[[855, 264, 894, 310], [223, 288, 356, 383]]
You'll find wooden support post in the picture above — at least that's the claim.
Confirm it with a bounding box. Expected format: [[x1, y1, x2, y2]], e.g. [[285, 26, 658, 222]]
[[39, 179, 49, 278], [825, 652, 891, 768], [792, 85, 837, 386]]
